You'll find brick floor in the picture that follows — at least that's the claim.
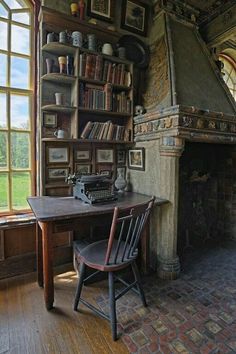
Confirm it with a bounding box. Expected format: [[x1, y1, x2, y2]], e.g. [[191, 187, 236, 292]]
[[96, 241, 236, 353]]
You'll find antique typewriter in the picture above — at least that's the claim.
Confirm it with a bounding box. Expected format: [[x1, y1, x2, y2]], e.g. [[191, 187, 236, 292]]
[[67, 174, 117, 204]]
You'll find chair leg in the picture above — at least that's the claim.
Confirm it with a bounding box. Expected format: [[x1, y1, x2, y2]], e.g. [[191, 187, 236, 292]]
[[131, 261, 147, 307], [108, 272, 117, 341], [74, 262, 86, 311]]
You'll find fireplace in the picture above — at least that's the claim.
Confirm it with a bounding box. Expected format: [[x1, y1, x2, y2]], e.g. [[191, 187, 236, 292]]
[[178, 142, 236, 255]]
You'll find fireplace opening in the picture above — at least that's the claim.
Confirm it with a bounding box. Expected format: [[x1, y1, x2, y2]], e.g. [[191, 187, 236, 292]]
[[178, 142, 236, 257]]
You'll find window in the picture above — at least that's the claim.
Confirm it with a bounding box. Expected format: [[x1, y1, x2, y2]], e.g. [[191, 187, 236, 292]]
[[219, 54, 236, 101], [0, 0, 34, 214]]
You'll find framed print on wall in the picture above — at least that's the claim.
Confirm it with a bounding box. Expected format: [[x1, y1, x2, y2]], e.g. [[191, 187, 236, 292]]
[[75, 149, 91, 161], [128, 147, 145, 170], [117, 150, 126, 165], [87, 0, 114, 22], [43, 112, 57, 128], [47, 147, 69, 164], [96, 148, 114, 163], [121, 0, 149, 36], [48, 167, 69, 180], [75, 164, 91, 175]]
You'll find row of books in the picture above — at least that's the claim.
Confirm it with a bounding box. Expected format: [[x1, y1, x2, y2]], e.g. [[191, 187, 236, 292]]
[[79, 82, 132, 113], [80, 121, 131, 141], [79, 53, 132, 87]]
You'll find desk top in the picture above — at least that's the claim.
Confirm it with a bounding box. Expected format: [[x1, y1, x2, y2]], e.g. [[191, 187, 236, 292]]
[[27, 193, 168, 222]]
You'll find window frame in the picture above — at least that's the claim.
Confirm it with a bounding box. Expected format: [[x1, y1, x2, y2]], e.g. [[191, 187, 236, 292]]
[[0, 0, 38, 216], [219, 53, 236, 101]]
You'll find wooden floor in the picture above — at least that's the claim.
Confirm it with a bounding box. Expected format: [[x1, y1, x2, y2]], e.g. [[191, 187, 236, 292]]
[[0, 266, 128, 354]]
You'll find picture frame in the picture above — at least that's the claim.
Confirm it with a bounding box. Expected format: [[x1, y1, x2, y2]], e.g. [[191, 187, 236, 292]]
[[121, 0, 149, 36], [96, 148, 114, 164], [75, 149, 91, 161], [117, 150, 126, 165], [47, 147, 69, 164], [87, 0, 114, 22], [48, 167, 69, 180], [43, 112, 57, 128], [128, 148, 145, 170], [75, 163, 91, 175]]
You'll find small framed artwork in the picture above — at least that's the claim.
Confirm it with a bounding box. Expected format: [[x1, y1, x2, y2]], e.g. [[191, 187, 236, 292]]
[[75, 149, 91, 161], [43, 112, 57, 128], [75, 164, 91, 175], [121, 0, 149, 36], [47, 147, 69, 164], [128, 147, 145, 170], [48, 167, 69, 180], [87, 0, 114, 22], [96, 148, 114, 163], [117, 150, 126, 165]]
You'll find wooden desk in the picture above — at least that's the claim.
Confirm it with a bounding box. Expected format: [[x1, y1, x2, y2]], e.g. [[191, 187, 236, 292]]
[[28, 193, 167, 310]]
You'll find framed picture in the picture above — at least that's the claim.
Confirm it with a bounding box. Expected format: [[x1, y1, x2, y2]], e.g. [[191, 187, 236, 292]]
[[96, 148, 114, 163], [48, 167, 69, 180], [117, 150, 126, 165], [43, 112, 57, 128], [128, 148, 145, 170], [75, 164, 91, 175], [75, 149, 91, 161], [121, 0, 149, 36], [47, 147, 69, 164], [87, 0, 114, 22]]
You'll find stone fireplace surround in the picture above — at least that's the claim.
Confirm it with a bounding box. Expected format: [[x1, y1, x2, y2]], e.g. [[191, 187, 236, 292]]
[[130, 105, 236, 280]]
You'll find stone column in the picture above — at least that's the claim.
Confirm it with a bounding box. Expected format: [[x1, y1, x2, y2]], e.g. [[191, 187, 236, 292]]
[[157, 136, 185, 279]]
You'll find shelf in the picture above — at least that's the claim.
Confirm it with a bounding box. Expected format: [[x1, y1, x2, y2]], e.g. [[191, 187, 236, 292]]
[[41, 73, 77, 84], [42, 104, 77, 113], [78, 107, 131, 117], [42, 138, 132, 144], [42, 42, 77, 55]]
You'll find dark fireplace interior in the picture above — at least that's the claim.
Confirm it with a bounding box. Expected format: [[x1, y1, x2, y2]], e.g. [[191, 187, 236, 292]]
[[178, 142, 236, 256]]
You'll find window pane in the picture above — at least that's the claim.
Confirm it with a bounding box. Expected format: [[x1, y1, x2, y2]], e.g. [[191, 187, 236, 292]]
[[11, 24, 30, 55], [11, 94, 30, 129], [0, 93, 7, 128], [0, 20, 8, 50], [4, 0, 27, 9], [12, 172, 31, 210], [12, 11, 30, 24], [0, 173, 9, 211], [0, 132, 8, 169], [0, 4, 8, 18], [0, 53, 7, 86], [11, 56, 30, 89], [11, 132, 30, 168]]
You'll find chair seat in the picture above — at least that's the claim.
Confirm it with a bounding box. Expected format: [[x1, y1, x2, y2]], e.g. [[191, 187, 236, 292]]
[[79, 239, 138, 272]]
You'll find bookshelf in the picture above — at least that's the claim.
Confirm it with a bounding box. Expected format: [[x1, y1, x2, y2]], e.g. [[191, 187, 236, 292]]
[[39, 7, 133, 196]]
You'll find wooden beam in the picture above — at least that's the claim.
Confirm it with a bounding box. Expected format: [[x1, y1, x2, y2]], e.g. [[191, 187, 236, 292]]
[[201, 3, 236, 47]]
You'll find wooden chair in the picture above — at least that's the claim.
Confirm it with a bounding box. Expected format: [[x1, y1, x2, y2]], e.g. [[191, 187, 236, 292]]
[[73, 197, 155, 340]]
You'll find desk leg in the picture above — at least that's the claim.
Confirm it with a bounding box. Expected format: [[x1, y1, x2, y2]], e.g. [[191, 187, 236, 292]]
[[36, 222, 43, 287], [39, 221, 54, 310], [141, 217, 150, 274]]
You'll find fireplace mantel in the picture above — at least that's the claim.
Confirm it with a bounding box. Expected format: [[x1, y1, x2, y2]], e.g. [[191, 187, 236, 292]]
[[134, 105, 236, 144]]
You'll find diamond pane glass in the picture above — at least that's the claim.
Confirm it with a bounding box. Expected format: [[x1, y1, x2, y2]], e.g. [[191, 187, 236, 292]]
[[11, 94, 30, 129], [11, 24, 30, 55], [0, 173, 9, 211], [0, 53, 7, 86], [12, 172, 31, 210], [0, 3, 8, 18], [0, 20, 8, 50], [0, 131, 7, 169], [11, 56, 30, 89], [11, 132, 30, 168], [12, 11, 30, 24], [0, 93, 7, 128], [4, 0, 27, 9]]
